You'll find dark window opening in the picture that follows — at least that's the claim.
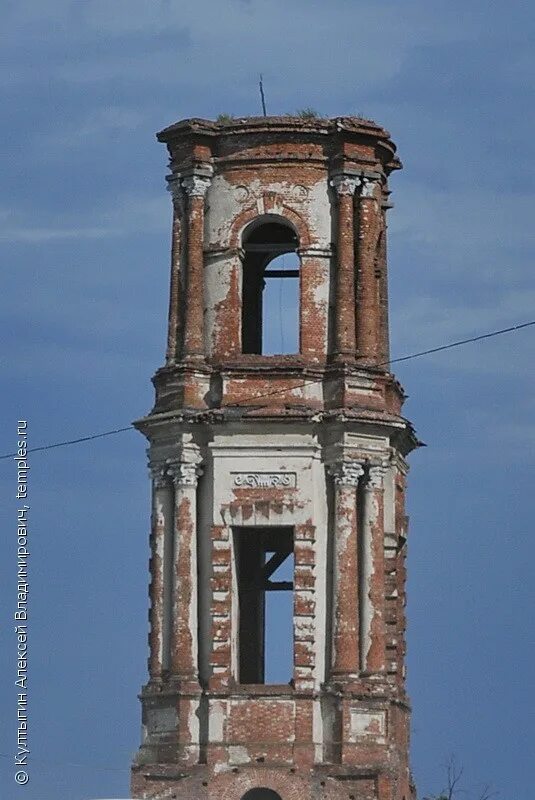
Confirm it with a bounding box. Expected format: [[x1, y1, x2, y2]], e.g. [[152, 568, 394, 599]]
[[262, 252, 300, 355], [241, 219, 300, 355], [241, 790, 283, 800], [235, 526, 294, 684]]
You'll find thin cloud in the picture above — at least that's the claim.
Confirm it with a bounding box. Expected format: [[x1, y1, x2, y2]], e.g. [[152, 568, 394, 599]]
[[391, 290, 535, 374], [38, 107, 146, 152], [3, 0, 482, 96], [0, 226, 121, 242], [390, 182, 535, 282], [0, 193, 169, 244]]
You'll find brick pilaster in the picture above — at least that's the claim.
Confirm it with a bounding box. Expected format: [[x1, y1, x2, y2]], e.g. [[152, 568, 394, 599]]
[[329, 461, 364, 680], [182, 169, 212, 360], [331, 175, 359, 361], [168, 458, 203, 683], [165, 177, 185, 364], [357, 177, 383, 363], [148, 464, 173, 679], [362, 464, 387, 674]]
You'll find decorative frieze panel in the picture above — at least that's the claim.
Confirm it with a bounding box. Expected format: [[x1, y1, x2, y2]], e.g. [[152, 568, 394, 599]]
[[146, 704, 178, 735], [349, 709, 386, 742], [232, 472, 297, 488]]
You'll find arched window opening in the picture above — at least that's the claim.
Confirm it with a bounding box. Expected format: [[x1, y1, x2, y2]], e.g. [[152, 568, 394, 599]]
[[242, 219, 300, 355], [242, 789, 283, 800]]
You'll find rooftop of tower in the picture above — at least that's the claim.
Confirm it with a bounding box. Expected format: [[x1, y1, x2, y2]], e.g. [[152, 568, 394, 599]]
[[157, 114, 401, 172], [157, 114, 393, 141]]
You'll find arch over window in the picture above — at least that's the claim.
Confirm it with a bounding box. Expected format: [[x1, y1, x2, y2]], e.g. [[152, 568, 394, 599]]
[[241, 789, 283, 800], [241, 216, 300, 355]]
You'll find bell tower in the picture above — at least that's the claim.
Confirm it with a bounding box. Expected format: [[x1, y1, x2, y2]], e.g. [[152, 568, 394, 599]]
[[131, 116, 419, 800]]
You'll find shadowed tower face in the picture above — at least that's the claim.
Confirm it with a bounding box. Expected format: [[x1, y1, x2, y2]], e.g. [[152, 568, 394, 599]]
[[131, 115, 419, 800]]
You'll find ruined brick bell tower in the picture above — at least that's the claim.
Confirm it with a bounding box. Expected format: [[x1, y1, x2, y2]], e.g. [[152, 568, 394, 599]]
[[132, 116, 419, 800]]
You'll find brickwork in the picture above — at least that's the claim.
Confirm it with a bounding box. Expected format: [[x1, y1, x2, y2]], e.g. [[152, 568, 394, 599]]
[[132, 116, 419, 800]]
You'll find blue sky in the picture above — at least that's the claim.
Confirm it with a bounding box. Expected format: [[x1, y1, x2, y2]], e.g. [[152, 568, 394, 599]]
[[1, 1, 534, 798]]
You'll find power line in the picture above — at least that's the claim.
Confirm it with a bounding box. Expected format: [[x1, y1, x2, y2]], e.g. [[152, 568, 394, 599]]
[[1, 318, 533, 461], [225, 318, 535, 406], [0, 426, 133, 460], [382, 319, 535, 367]]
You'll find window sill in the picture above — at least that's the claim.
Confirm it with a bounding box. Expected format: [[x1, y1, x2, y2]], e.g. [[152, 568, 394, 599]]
[[232, 683, 295, 695]]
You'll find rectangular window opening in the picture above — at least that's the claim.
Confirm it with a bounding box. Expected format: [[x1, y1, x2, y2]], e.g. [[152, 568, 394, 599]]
[[234, 526, 294, 685]]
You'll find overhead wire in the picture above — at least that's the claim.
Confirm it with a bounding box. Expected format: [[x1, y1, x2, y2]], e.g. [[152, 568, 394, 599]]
[[0, 318, 534, 462], [0, 325, 533, 776]]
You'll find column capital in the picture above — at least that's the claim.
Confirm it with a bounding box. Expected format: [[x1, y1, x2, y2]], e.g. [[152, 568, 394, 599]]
[[360, 175, 381, 199], [167, 460, 203, 487], [330, 173, 361, 196], [181, 167, 213, 198], [149, 463, 170, 488], [166, 175, 186, 215], [366, 463, 388, 489], [329, 460, 365, 487]]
